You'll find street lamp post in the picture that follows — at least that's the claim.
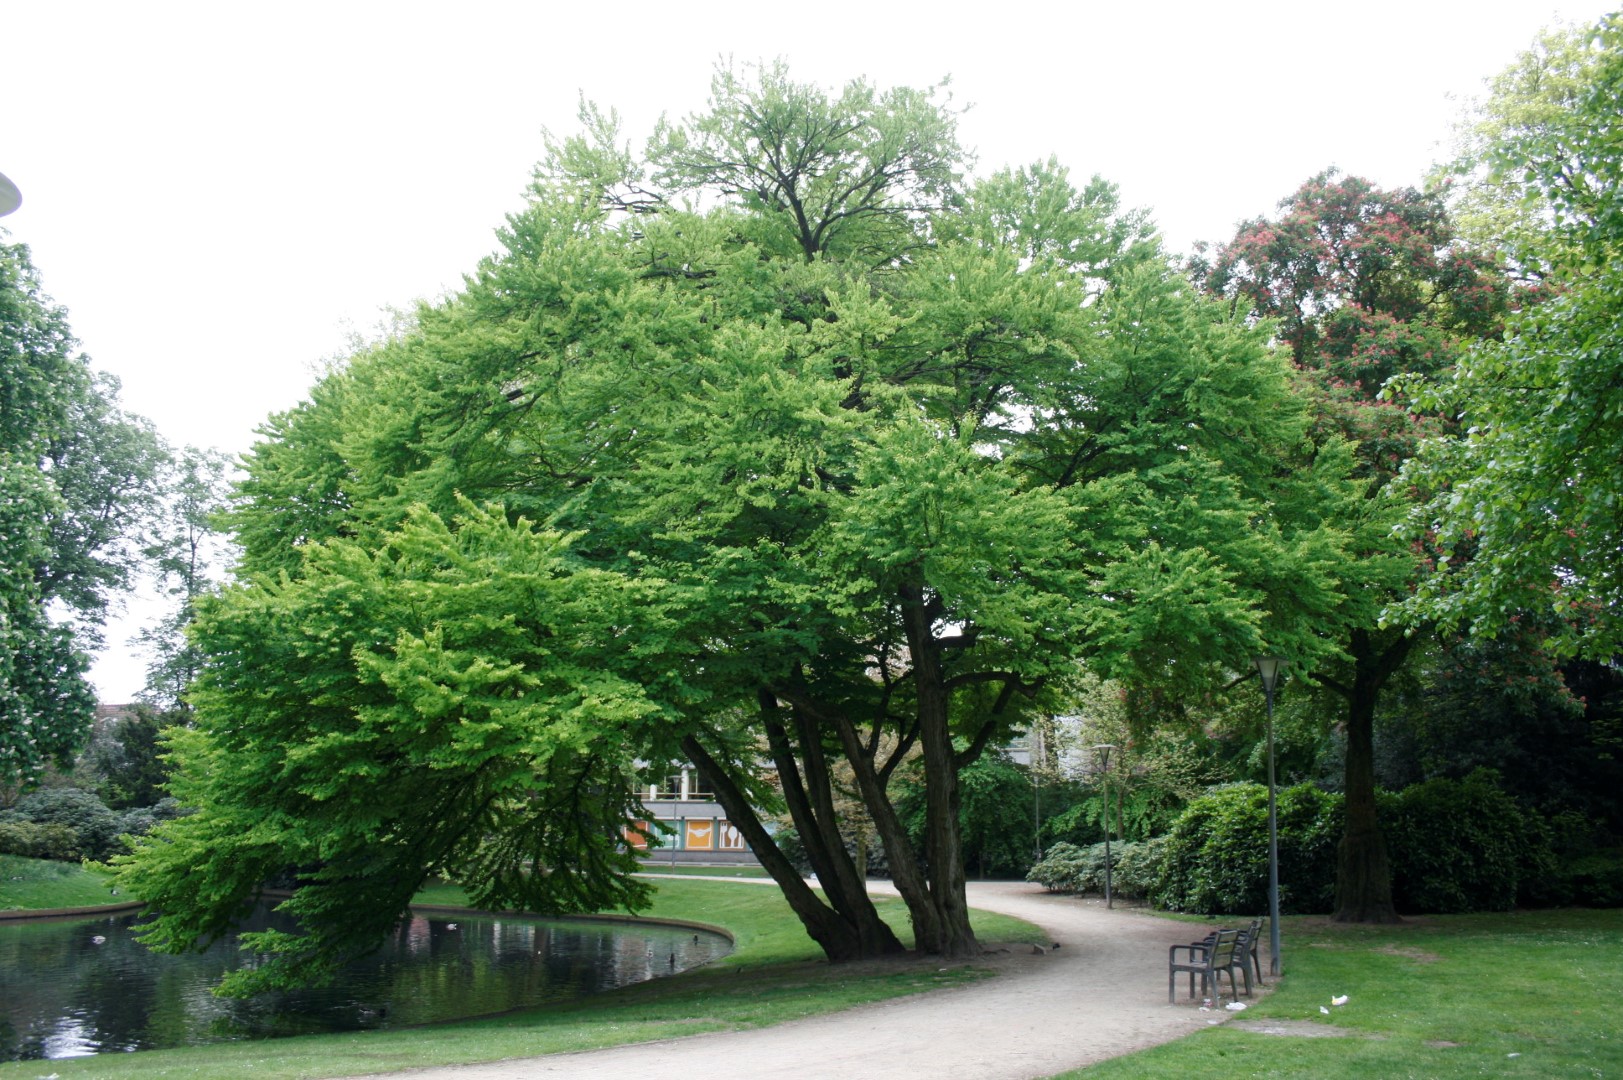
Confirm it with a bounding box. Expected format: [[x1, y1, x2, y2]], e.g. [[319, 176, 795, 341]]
[[1091, 744, 1116, 909], [1254, 656, 1286, 977]]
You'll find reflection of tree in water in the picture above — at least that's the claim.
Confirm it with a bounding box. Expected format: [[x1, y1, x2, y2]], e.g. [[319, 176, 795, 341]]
[[0, 904, 730, 1061]]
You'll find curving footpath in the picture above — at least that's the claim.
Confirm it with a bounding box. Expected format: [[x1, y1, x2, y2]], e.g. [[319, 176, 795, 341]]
[[368, 881, 1257, 1080]]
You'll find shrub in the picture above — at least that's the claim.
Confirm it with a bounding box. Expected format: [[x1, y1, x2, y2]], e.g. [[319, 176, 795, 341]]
[[0, 819, 80, 859], [1027, 841, 1098, 893], [1112, 835, 1167, 899], [1383, 769, 1551, 913], [1153, 771, 1564, 916], [1558, 849, 1623, 907], [1025, 839, 1160, 900], [1152, 782, 1341, 916], [8, 788, 123, 861]]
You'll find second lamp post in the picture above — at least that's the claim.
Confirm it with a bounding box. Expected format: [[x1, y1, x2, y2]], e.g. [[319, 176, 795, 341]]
[[1254, 656, 1286, 977]]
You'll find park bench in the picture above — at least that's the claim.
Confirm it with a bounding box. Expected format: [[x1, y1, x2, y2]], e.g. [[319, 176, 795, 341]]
[[1194, 918, 1265, 994], [1235, 917, 1264, 992], [1167, 927, 1245, 1005]]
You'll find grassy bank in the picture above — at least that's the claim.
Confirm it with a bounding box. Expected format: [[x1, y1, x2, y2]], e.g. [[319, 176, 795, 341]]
[[1066, 907, 1623, 1078], [0, 854, 121, 911], [1, 875, 1044, 1079]]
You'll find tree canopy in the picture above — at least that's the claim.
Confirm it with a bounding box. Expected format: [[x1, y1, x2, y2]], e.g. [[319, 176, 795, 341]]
[[124, 63, 1380, 985], [1197, 168, 1508, 922], [2, 237, 166, 790], [1393, 13, 1623, 661]]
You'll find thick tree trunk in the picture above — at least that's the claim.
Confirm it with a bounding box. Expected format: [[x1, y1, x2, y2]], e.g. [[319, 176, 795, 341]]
[[900, 581, 978, 958], [1331, 628, 1413, 924], [681, 734, 871, 961]]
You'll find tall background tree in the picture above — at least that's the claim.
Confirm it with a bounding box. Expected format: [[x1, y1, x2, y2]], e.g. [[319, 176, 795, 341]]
[[1, 237, 166, 791], [1197, 170, 1508, 921], [1395, 12, 1623, 662], [135, 446, 232, 711]]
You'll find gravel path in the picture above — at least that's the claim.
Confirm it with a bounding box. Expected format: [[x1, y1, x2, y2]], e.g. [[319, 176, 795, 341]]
[[363, 881, 1261, 1079]]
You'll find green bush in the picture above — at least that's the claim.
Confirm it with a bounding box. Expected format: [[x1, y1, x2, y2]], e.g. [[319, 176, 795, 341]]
[[1384, 769, 1551, 913], [1025, 838, 1161, 900], [1112, 835, 1167, 898], [0, 819, 79, 859], [1152, 782, 1341, 916], [1558, 849, 1623, 907], [1153, 783, 1266, 915], [1026, 841, 1099, 893], [0, 787, 169, 861], [1152, 772, 1567, 916]]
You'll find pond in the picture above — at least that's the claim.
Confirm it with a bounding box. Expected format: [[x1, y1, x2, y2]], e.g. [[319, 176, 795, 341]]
[[0, 903, 731, 1061]]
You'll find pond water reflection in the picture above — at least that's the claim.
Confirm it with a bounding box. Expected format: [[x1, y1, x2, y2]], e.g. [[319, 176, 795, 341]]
[[0, 903, 730, 1061]]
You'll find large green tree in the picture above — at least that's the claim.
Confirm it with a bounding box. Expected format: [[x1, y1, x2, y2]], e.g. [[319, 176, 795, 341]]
[[118, 501, 665, 994], [1199, 171, 1507, 922], [1, 237, 165, 789], [1394, 13, 1623, 661], [139, 65, 1364, 978]]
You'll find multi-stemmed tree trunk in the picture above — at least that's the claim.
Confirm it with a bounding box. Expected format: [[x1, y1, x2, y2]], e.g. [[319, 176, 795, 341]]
[[682, 731, 902, 961]]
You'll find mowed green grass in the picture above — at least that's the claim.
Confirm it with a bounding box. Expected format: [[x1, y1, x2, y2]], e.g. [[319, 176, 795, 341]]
[[0, 873, 1044, 1080], [0, 854, 123, 910], [632, 862, 773, 879], [1065, 908, 1623, 1078], [13, 859, 1618, 1079]]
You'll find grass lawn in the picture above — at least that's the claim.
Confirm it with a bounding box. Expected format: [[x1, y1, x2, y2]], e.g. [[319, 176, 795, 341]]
[[1064, 907, 1623, 1078], [0, 854, 123, 911], [633, 863, 773, 879], [0, 874, 1044, 1079]]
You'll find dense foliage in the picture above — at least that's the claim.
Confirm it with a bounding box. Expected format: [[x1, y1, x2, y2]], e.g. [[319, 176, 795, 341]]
[[0, 787, 180, 861], [1025, 838, 1165, 900], [125, 63, 1383, 985], [1, 238, 168, 790], [118, 502, 663, 994], [1394, 16, 1623, 661], [1146, 774, 1577, 916], [896, 752, 1037, 879]]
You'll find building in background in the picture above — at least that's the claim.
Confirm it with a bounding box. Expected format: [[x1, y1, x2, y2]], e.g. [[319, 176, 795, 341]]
[[626, 765, 759, 866]]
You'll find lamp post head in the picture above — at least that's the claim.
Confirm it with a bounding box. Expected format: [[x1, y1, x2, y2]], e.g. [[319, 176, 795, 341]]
[[1089, 743, 1116, 769], [1254, 656, 1286, 696], [0, 172, 20, 218]]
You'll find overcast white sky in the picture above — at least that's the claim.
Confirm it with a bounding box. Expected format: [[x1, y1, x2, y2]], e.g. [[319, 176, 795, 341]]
[[4, 0, 1614, 700]]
